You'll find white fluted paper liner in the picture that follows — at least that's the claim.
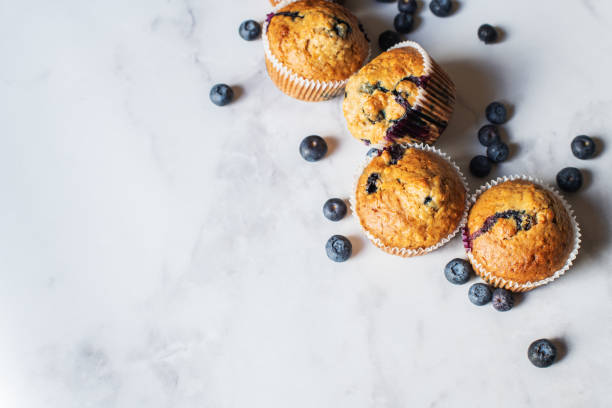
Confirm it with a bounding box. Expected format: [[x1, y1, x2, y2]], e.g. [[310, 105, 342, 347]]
[[262, 0, 371, 102], [349, 143, 469, 257], [462, 175, 582, 292]]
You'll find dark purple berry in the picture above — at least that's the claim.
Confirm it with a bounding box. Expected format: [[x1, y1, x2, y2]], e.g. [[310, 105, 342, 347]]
[[528, 339, 557, 368], [239, 20, 261, 41], [378, 30, 401, 51], [468, 283, 492, 306], [299, 135, 327, 162], [326, 235, 352, 262], [478, 124, 501, 146], [487, 142, 509, 163], [469, 155, 492, 177], [478, 24, 498, 44], [209, 84, 234, 106], [444, 258, 472, 285], [556, 167, 582, 192], [571, 135, 596, 159], [394, 13, 414, 33], [485, 101, 508, 124], [323, 198, 347, 222], [430, 0, 452, 17], [492, 288, 514, 311]]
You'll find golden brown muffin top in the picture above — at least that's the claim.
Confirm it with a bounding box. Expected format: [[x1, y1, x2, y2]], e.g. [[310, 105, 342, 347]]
[[266, 0, 369, 81], [342, 47, 428, 146], [466, 180, 573, 284], [355, 146, 466, 250]]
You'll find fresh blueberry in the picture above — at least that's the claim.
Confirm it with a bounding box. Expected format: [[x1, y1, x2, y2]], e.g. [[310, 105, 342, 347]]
[[429, 0, 452, 17], [398, 0, 417, 13], [571, 135, 596, 159], [492, 288, 514, 311], [367, 148, 381, 157], [478, 124, 501, 146], [299, 135, 328, 162], [528, 339, 557, 368], [393, 13, 414, 33], [468, 283, 492, 306], [487, 142, 509, 163], [469, 155, 492, 178], [556, 167, 582, 192], [444, 258, 472, 285], [478, 24, 498, 44], [326, 235, 352, 262], [239, 20, 261, 41], [323, 198, 347, 222], [209, 84, 234, 106], [379, 30, 401, 51], [485, 101, 508, 124]]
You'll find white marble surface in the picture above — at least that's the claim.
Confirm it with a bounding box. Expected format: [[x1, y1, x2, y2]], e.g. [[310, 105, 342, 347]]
[[1, 0, 612, 406]]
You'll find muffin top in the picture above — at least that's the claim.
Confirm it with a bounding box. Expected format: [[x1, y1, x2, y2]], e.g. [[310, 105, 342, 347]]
[[342, 46, 452, 147], [265, 0, 369, 81], [355, 145, 466, 250], [466, 180, 573, 284]]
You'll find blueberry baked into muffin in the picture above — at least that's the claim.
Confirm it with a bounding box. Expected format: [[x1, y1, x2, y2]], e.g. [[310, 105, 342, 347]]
[[464, 179, 577, 291], [263, 0, 369, 101], [343, 42, 455, 147], [353, 144, 467, 256]]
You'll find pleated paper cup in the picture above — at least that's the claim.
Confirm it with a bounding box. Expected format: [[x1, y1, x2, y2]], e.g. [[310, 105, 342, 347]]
[[263, 0, 370, 102], [350, 143, 469, 257], [462, 175, 582, 292]]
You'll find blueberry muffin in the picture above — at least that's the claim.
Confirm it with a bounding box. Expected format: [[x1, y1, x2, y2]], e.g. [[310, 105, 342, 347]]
[[343, 42, 455, 147], [464, 179, 576, 291], [354, 144, 467, 256], [263, 0, 369, 101]]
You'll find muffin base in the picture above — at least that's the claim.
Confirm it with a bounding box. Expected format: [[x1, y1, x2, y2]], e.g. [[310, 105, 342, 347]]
[[350, 143, 469, 257], [262, 0, 370, 102], [462, 175, 581, 292]]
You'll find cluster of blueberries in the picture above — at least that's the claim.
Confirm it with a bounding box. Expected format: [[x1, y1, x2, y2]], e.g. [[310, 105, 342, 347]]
[[444, 258, 514, 311], [299, 136, 354, 262], [469, 102, 511, 178], [377, 0, 499, 51], [444, 258, 558, 367]]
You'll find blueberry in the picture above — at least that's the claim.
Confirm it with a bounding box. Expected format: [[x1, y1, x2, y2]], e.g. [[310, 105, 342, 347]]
[[478, 124, 501, 146], [398, 0, 417, 13], [468, 283, 492, 306], [485, 101, 508, 124], [571, 135, 596, 159], [239, 20, 261, 41], [528, 339, 557, 368], [367, 148, 381, 157], [444, 258, 472, 285], [491, 288, 514, 311], [299, 135, 328, 162], [209, 84, 234, 106], [379, 30, 401, 51], [469, 155, 492, 178], [556, 167, 582, 192], [429, 0, 452, 17], [487, 142, 509, 163], [326, 235, 352, 262], [393, 13, 414, 33], [478, 24, 498, 44], [323, 198, 347, 222]]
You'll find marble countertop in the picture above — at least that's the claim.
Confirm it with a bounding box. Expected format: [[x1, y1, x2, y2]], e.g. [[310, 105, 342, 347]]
[[1, 0, 612, 407]]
